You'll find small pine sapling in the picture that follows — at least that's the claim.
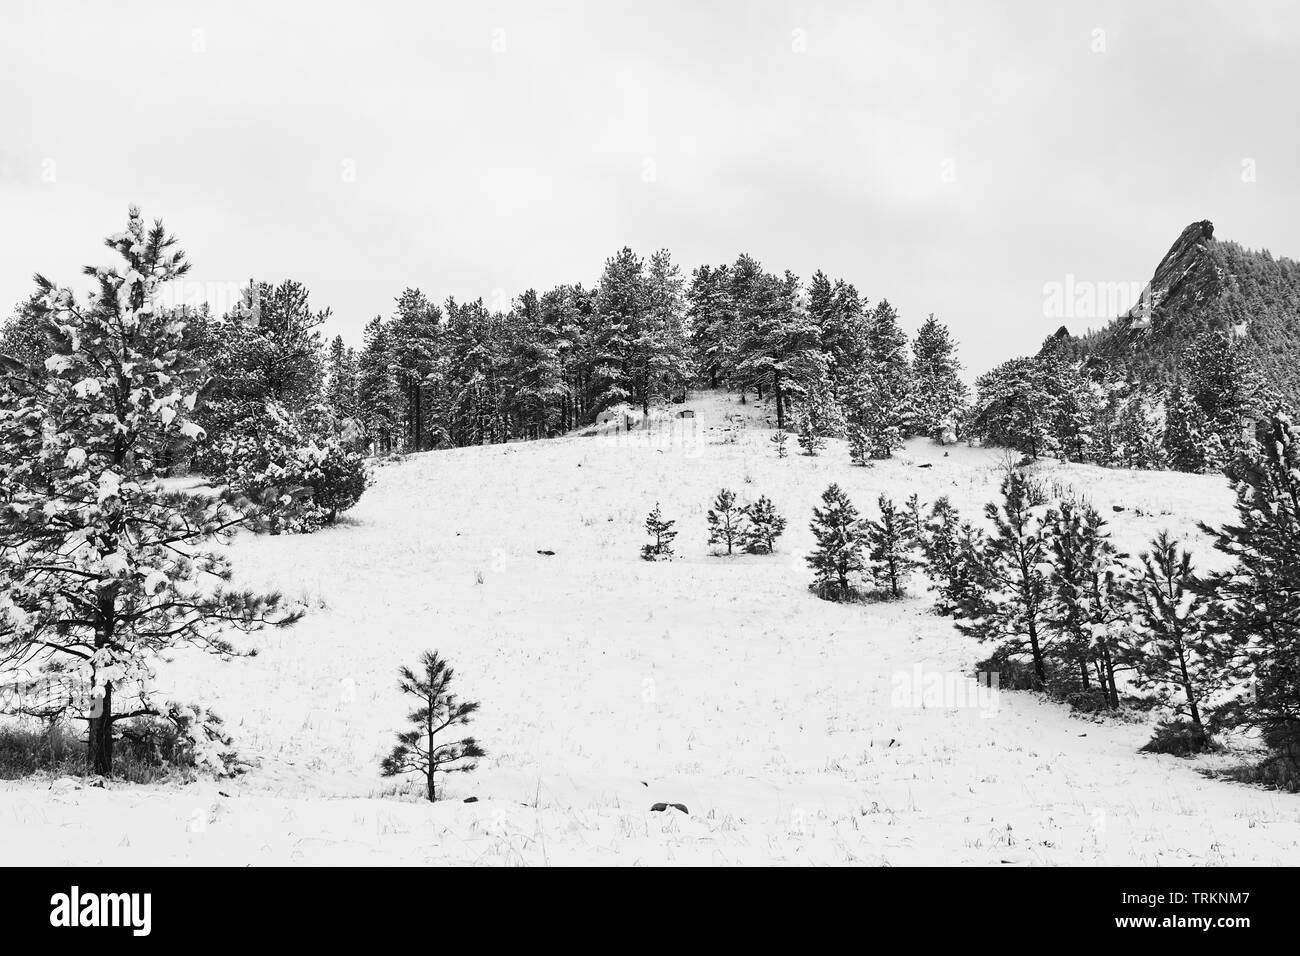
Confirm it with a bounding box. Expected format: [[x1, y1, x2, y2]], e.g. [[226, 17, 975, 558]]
[[848, 425, 871, 466], [380, 651, 485, 802], [641, 502, 678, 560], [865, 495, 922, 598], [806, 483, 869, 601], [706, 488, 744, 555], [921, 497, 988, 615], [770, 429, 790, 459], [953, 471, 1052, 686], [904, 493, 925, 542], [741, 495, 787, 554], [796, 410, 824, 456], [1126, 532, 1222, 740]]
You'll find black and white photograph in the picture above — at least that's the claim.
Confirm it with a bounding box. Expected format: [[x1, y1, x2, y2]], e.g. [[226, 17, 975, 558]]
[[0, 0, 1295, 928]]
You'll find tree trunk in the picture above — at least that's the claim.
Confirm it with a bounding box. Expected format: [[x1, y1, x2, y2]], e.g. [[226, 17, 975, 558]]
[[425, 705, 436, 801], [774, 379, 785, 430], [1098, 641, 1119, 708], [1026, 617, 1046, 686], [1177, 641, 1202, 728], [88, 681, 113, 776]]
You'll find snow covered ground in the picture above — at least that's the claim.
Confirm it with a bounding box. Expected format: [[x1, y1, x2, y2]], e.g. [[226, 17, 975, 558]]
[[3, 390, 1298, 866]]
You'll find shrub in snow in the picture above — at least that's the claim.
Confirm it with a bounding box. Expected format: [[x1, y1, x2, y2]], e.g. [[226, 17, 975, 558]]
[[641, 502, 677, 561], [380, 651, 485, 802], [706, 488, 744, 555], [222, 402, 369, 533], [0, 207, 302, 776], [118, 701, 244, 777], [1139, 719, 1217, 757], [806, 483, 869, 602], [306, 439, 369, 524], [740, 495, 787, 554]]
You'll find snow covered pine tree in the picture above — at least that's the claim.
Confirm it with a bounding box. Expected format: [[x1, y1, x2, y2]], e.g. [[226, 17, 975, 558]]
[[953, 471, 1052, 686], [740, 495, 787, 554], [1197, 412, 1300, 770], [865, 495, 921, 598], [706, 487, 744, 555], [1127, 532, 1221, 749], [0, 207, 303, 776], [806, 483, 869, 602], [641, 502, 677, 560]]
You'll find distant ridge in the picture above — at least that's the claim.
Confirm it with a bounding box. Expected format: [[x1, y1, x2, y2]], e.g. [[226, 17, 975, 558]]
[[1056, 220, 1300, 406]]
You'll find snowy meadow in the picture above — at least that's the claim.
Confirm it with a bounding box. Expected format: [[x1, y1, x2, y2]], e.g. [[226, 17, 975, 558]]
[[3, 392, 1297, 866]]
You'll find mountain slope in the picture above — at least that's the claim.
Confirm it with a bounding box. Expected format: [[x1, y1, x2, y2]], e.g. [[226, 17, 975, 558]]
[[3, 392, 1298, 865], [1063, 220, 1300, 405]]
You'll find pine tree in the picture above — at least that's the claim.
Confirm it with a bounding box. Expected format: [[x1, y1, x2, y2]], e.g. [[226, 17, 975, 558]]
[[1091, 384, 1124, 467], [1183, 329, 1262, 463], [733, 269, 822, 429], [638, 249, 692, 412], [806, 483, 869, 602], [1126, 533, 1220, 735], [903, 493, 925, 543], [356, 316, 403, 455], [1045, 358, 1100, 463], [865, 495, 921, 598], [508, 288, 569, 439], [706, 488, 744, 555], [796, 408, 825, 456], [953, 471, 1052, 685], [593, 247, 646, 414], [379, 651, 485, 802], [0, 207, 303, 776], [0, 292, 53, 374], [192, 278, 328, 471], [807, 271, 868, 391], [1044, 501, 1132, 705], [740, 495, 787, 554], [389, 287, 442, 452], [919, 497, 988, 615], [844, 299, 911, 455], [864, 299, 912, 412], [795, 371, 840, 456], [686, 263, 735, 389], [911, 314, 967, 442], [1163, 382, 1210, 473], [847, 424, 871, 466], [1197, 412, 1300, 762], [970, 356, 1059, 459], [769, 429, 790, 458], [641, 502, 677, 561], [326, 334, 360, 421], [1116, 391, 1164, 470], [845, 368, 905, 459]]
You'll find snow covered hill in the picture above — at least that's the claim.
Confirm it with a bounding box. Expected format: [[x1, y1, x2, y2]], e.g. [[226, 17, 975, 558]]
[[3, 391, 1298, 866]]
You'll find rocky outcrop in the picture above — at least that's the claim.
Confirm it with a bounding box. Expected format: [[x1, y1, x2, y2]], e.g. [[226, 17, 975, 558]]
[[1063, 219, 1300, 407]]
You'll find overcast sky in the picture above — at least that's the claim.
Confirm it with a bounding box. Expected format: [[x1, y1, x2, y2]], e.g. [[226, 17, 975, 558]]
[[2, 0, 1297, 375]]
